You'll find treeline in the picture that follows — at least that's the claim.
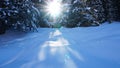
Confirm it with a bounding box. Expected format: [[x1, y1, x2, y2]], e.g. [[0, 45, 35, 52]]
[[0, 0, 46, 34], [87, 0, 120, 22], [0, 0, 120, 34]]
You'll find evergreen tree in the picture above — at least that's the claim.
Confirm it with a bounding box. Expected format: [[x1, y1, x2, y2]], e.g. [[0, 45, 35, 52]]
[[61, 0, 100, 27], [87, 0, 106, 23], [0, 0, 41, 34]]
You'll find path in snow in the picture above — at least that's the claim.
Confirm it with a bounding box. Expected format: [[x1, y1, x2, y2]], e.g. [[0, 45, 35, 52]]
[[0, 23, 120, 68], [0, 29, 84, 68]]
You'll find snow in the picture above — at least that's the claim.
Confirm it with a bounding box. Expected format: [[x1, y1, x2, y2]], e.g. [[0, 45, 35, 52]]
[[0, 22, 120, 68]]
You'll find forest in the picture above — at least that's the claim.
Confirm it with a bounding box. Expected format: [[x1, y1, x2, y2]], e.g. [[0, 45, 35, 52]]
[[0, 0, 120, 34], [0, 0, 120, 68]]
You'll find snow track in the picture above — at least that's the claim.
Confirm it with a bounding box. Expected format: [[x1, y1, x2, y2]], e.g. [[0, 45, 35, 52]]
[[0, 23, 120, 68]]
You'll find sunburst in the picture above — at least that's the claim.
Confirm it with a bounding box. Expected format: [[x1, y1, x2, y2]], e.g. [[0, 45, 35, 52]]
[[44, 0, 63, 18]]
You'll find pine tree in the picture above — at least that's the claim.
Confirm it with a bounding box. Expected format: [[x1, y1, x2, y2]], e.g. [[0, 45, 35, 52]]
[[87, 0, 106, 23], [0, 0, 41, 34], [61, 0, 100, 27]]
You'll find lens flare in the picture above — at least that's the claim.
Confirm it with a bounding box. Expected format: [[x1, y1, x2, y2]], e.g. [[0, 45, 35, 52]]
[[46, 0, 62, 18]]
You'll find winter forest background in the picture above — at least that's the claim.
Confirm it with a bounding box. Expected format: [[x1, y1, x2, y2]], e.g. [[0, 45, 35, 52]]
[[0, 0, 120, 34], [0, 0, 120, 68]]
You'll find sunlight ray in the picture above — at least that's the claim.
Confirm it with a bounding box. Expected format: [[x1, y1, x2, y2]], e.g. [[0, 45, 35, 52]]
[[37, 29, 84, 68]]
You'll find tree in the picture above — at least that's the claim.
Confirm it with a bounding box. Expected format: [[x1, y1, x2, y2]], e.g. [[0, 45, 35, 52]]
[[61, 0, 100, 27], [0, 0, 41, 34], [88, 0, 120, 22]]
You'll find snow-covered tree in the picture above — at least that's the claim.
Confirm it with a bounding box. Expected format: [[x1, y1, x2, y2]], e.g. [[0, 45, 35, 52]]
[[61, 0, 100, 27], [88, 0, 120, 23], [0, 0, 41, 33], [87, 0, 106, 23]]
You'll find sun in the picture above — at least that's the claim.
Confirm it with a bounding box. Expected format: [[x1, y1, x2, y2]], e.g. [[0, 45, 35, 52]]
[[45, 0, 62, 18]]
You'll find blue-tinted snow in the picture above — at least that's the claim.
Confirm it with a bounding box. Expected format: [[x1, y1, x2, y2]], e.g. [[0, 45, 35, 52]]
[[0, 22, 120, 68]]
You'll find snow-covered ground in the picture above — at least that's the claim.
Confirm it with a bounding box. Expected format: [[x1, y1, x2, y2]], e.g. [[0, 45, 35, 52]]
[[0, 22, 120, 68]]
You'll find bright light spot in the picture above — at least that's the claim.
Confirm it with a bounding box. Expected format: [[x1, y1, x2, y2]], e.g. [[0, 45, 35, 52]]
[[49, 29, 62, 38], [38, 48, 46, 61], [46, 0, 62, 17], [48, 37, 69, 47]]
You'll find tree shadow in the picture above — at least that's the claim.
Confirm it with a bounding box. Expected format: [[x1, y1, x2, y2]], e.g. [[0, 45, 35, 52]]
[[21, 29, 85, 68]]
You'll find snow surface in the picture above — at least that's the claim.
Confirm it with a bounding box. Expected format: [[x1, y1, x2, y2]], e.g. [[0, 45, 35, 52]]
[[0, 22, 120, 68]]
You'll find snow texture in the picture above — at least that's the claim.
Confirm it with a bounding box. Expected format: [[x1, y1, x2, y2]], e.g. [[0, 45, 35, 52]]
[[0, 22, 120, 68]]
